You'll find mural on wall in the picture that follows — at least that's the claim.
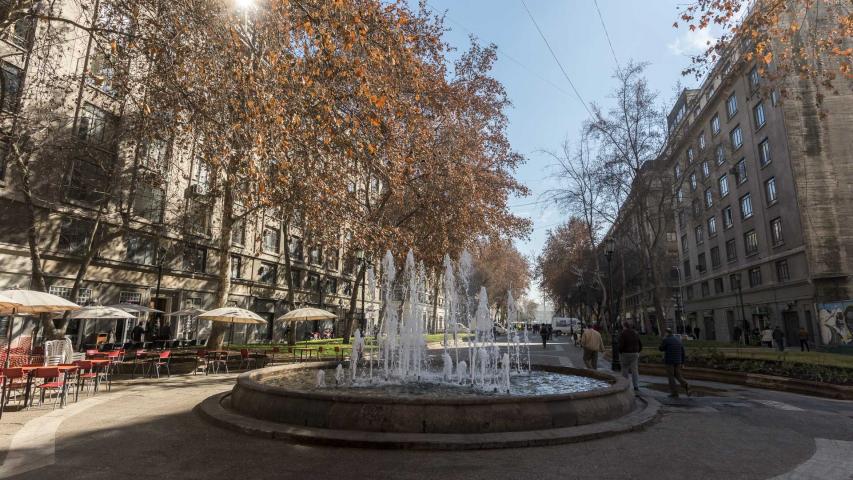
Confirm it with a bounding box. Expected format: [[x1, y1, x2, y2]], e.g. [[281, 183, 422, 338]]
[[817, 301, 853, 345]]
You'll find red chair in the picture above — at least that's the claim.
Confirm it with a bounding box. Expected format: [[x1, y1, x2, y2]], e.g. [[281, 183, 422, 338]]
[[269, 347, 280, 365], [74, 361, 98, 396], [85, 349, 99, 359], [149, 351, 171, 378], [194, 349, 209, 375], [0, 368, 28, 416], [239, 349, 256, 370], [32, 367, 64, 408]]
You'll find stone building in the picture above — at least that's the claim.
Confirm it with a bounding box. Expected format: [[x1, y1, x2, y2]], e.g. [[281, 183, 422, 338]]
[[666, 26, 852, 346], [0, 2, 382, 347]]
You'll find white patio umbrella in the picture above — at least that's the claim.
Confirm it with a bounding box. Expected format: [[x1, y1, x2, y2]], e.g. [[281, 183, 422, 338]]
[[0, 289, 81, 368], [107, 303, 164, 314], [198, 307, 267, 346], [66, 306, 136, 320], [0, 293, 22, 311], [276, 307, 336, 323], [166, 308, 207, 341]]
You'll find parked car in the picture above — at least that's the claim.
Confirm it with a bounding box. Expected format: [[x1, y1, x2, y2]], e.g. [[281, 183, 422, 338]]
[[551, 317, 581, 336], [493, 324, 507, 336]]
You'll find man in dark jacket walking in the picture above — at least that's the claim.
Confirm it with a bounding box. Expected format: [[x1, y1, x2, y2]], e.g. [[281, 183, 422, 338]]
[[659, 328, 690, 398], [617, 322, 642, 393], [772, 326, 785, 352]]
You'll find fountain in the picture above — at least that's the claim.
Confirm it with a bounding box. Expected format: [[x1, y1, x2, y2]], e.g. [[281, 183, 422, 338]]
[[202, 249, 658, 449]]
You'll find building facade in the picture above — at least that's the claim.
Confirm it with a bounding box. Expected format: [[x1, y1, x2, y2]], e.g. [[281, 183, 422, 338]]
[[666, 39, 852, 346]]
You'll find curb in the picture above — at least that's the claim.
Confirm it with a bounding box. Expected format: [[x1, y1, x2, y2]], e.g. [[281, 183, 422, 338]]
[[638, 363, 853, 400], [195, 392, 660, 450]]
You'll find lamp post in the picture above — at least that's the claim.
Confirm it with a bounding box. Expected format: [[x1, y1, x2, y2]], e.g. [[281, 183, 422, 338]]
[[734, 273, 749, 345], [355, 250, 367, 334], [604, 238, 620, 371]]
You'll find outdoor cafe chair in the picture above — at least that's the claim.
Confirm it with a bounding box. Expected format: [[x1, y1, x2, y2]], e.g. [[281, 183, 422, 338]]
[[148, 351, 171, 378], [74, 361, 98, 396], [194, 350, 208, 375], [31, 367, 64, 409], [0, 368, 27, 414], [239, 349, 256, 370], [130, 350, 150, 378]]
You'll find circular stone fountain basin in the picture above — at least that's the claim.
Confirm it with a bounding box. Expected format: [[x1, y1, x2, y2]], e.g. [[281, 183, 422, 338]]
[[228, 362, 636, 434]]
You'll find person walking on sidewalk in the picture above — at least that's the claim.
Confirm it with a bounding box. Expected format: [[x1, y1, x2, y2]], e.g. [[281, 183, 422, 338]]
[[659, 328, 690, 398], [540, 325, 549, 349], [772, 326, 785, 352], [618, 322, 642, 394], [580, 326, 605, 369], [798, 327, 810, 352]]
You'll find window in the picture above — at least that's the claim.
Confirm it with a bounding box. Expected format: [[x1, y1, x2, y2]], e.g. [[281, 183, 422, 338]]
[[708, 216, 718, 237], [678, 210, 686, 231], [771, 89, 780, 106], [262, 227, 280, 253], [308, 245, 322, 265], [749, 66, 760, 89], [710, 246, 721, 268], [676, 188, 684, 204], [231, 218, 245, 246], [48, 286, 92, 304], [719, 174, 729, 197], [290, 268, 302, 289], [685, 285, 694, 300], [748, 267, 762, 287], [758, 139, 771, 167], [681, 234, 689, 253], [698, 133, 706, 150], [698, 252, 707, 272], [726, 238, 737, 261], [674, 163, 681, 179], [701, 281, 710, 297], [714, 277, 724, 294], [704, 188, 713, 208], [687, 148, 694, 164], [186, 198, 211, 236], [722, 206, 734, 229], [58, 218, 92, 254], [259, 262, 277, 284], [702, 160, 710, 178], [735, 158, 748, 184], [765, 177, 777, 204], [77, 103, 118, 145], [753, 101, 766, 128], [306, 272, 320, 291], [689, 172, 697, 191], [6, 17, 33, 49], [131, 184, 164, 223], [288, 236, 303, 260], [692, 199, 701, 216], [183, 245, 206, 273], [326, 248, 339, 271], [324, 278, 337, 294], [776, 260, 790, 282], [683, 260, 692, 279], [730, 126, 743, 150], [87, 51, 116, 95], [695, 225, 704, 245], [744, 229, 759, 255], [119, 291, 142, 305], [190, 161, 209, 193], [726, 93, 738, 117], [124, 233, 155, 265], [770, 217, 783, 246], [711, 114, 721, 135], [740, 193, 753, 219], [140, 139, 168, 172], [715, 144, 725, 165], [231, 255, 242, 279], [1, 62, 23, 112]]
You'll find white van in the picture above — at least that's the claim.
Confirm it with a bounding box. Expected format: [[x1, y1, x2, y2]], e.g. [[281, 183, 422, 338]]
[[551, 317, 581, 336]]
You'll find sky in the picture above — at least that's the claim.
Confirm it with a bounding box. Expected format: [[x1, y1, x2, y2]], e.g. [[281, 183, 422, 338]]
[[420, 0, 716, 310]]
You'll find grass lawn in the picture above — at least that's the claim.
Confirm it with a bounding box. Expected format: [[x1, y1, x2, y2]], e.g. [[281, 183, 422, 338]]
[[641, 346, 853, 369]]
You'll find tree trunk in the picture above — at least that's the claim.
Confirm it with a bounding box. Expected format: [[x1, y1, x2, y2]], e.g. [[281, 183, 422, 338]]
[[281, 221, 296, 345], [206, 183, 234, 350], [342, 261, 366, 344], [430, 275, 440, 334]]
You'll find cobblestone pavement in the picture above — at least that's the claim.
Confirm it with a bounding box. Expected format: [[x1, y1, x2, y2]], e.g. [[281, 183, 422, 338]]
[[2, 338, 853, 480]]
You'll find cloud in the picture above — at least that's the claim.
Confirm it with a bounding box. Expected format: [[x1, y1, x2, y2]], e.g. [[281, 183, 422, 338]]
[[667, 28, 715, 56]]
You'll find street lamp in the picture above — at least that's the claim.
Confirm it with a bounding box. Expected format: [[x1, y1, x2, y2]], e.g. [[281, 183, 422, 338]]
[[603, 238, 620, 371], [355, 250, 367, 334], [733, 273, 749, 345]]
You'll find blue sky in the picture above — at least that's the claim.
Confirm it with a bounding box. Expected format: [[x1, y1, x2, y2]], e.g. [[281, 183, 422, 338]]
[[422, 0, 716, 304]]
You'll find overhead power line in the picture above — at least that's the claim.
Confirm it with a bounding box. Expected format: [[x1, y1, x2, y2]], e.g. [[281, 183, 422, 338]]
[[518, 0, 592, 117], [592, 0, 621, 72]]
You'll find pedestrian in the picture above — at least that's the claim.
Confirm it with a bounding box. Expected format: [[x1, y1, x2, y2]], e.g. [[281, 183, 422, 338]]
[[580, 326, 605, 369], [693, 326, 701, 340], [733, 326, 743, 344], [130, 322, 145, 342], [798, 327, 810, 352], [160, 321, 172, 341], [760, 327, 773, 348], [618, 321, 642, 394], [772, 326, 785, 352], [540, 326, 549, 349], [659, 328, 690, 398]]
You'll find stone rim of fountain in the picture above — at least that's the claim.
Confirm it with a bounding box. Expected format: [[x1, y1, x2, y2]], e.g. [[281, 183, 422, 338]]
[[234, 361, 626, 405]]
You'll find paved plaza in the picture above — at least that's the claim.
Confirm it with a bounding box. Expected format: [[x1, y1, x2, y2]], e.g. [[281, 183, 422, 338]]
[[2, 338, 853, 480]]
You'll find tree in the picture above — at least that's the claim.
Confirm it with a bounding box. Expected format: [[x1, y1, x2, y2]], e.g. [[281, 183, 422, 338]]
[[676, 0, 852, 103], [471, 238, 531, 323], [535, 218, 595, 316]]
